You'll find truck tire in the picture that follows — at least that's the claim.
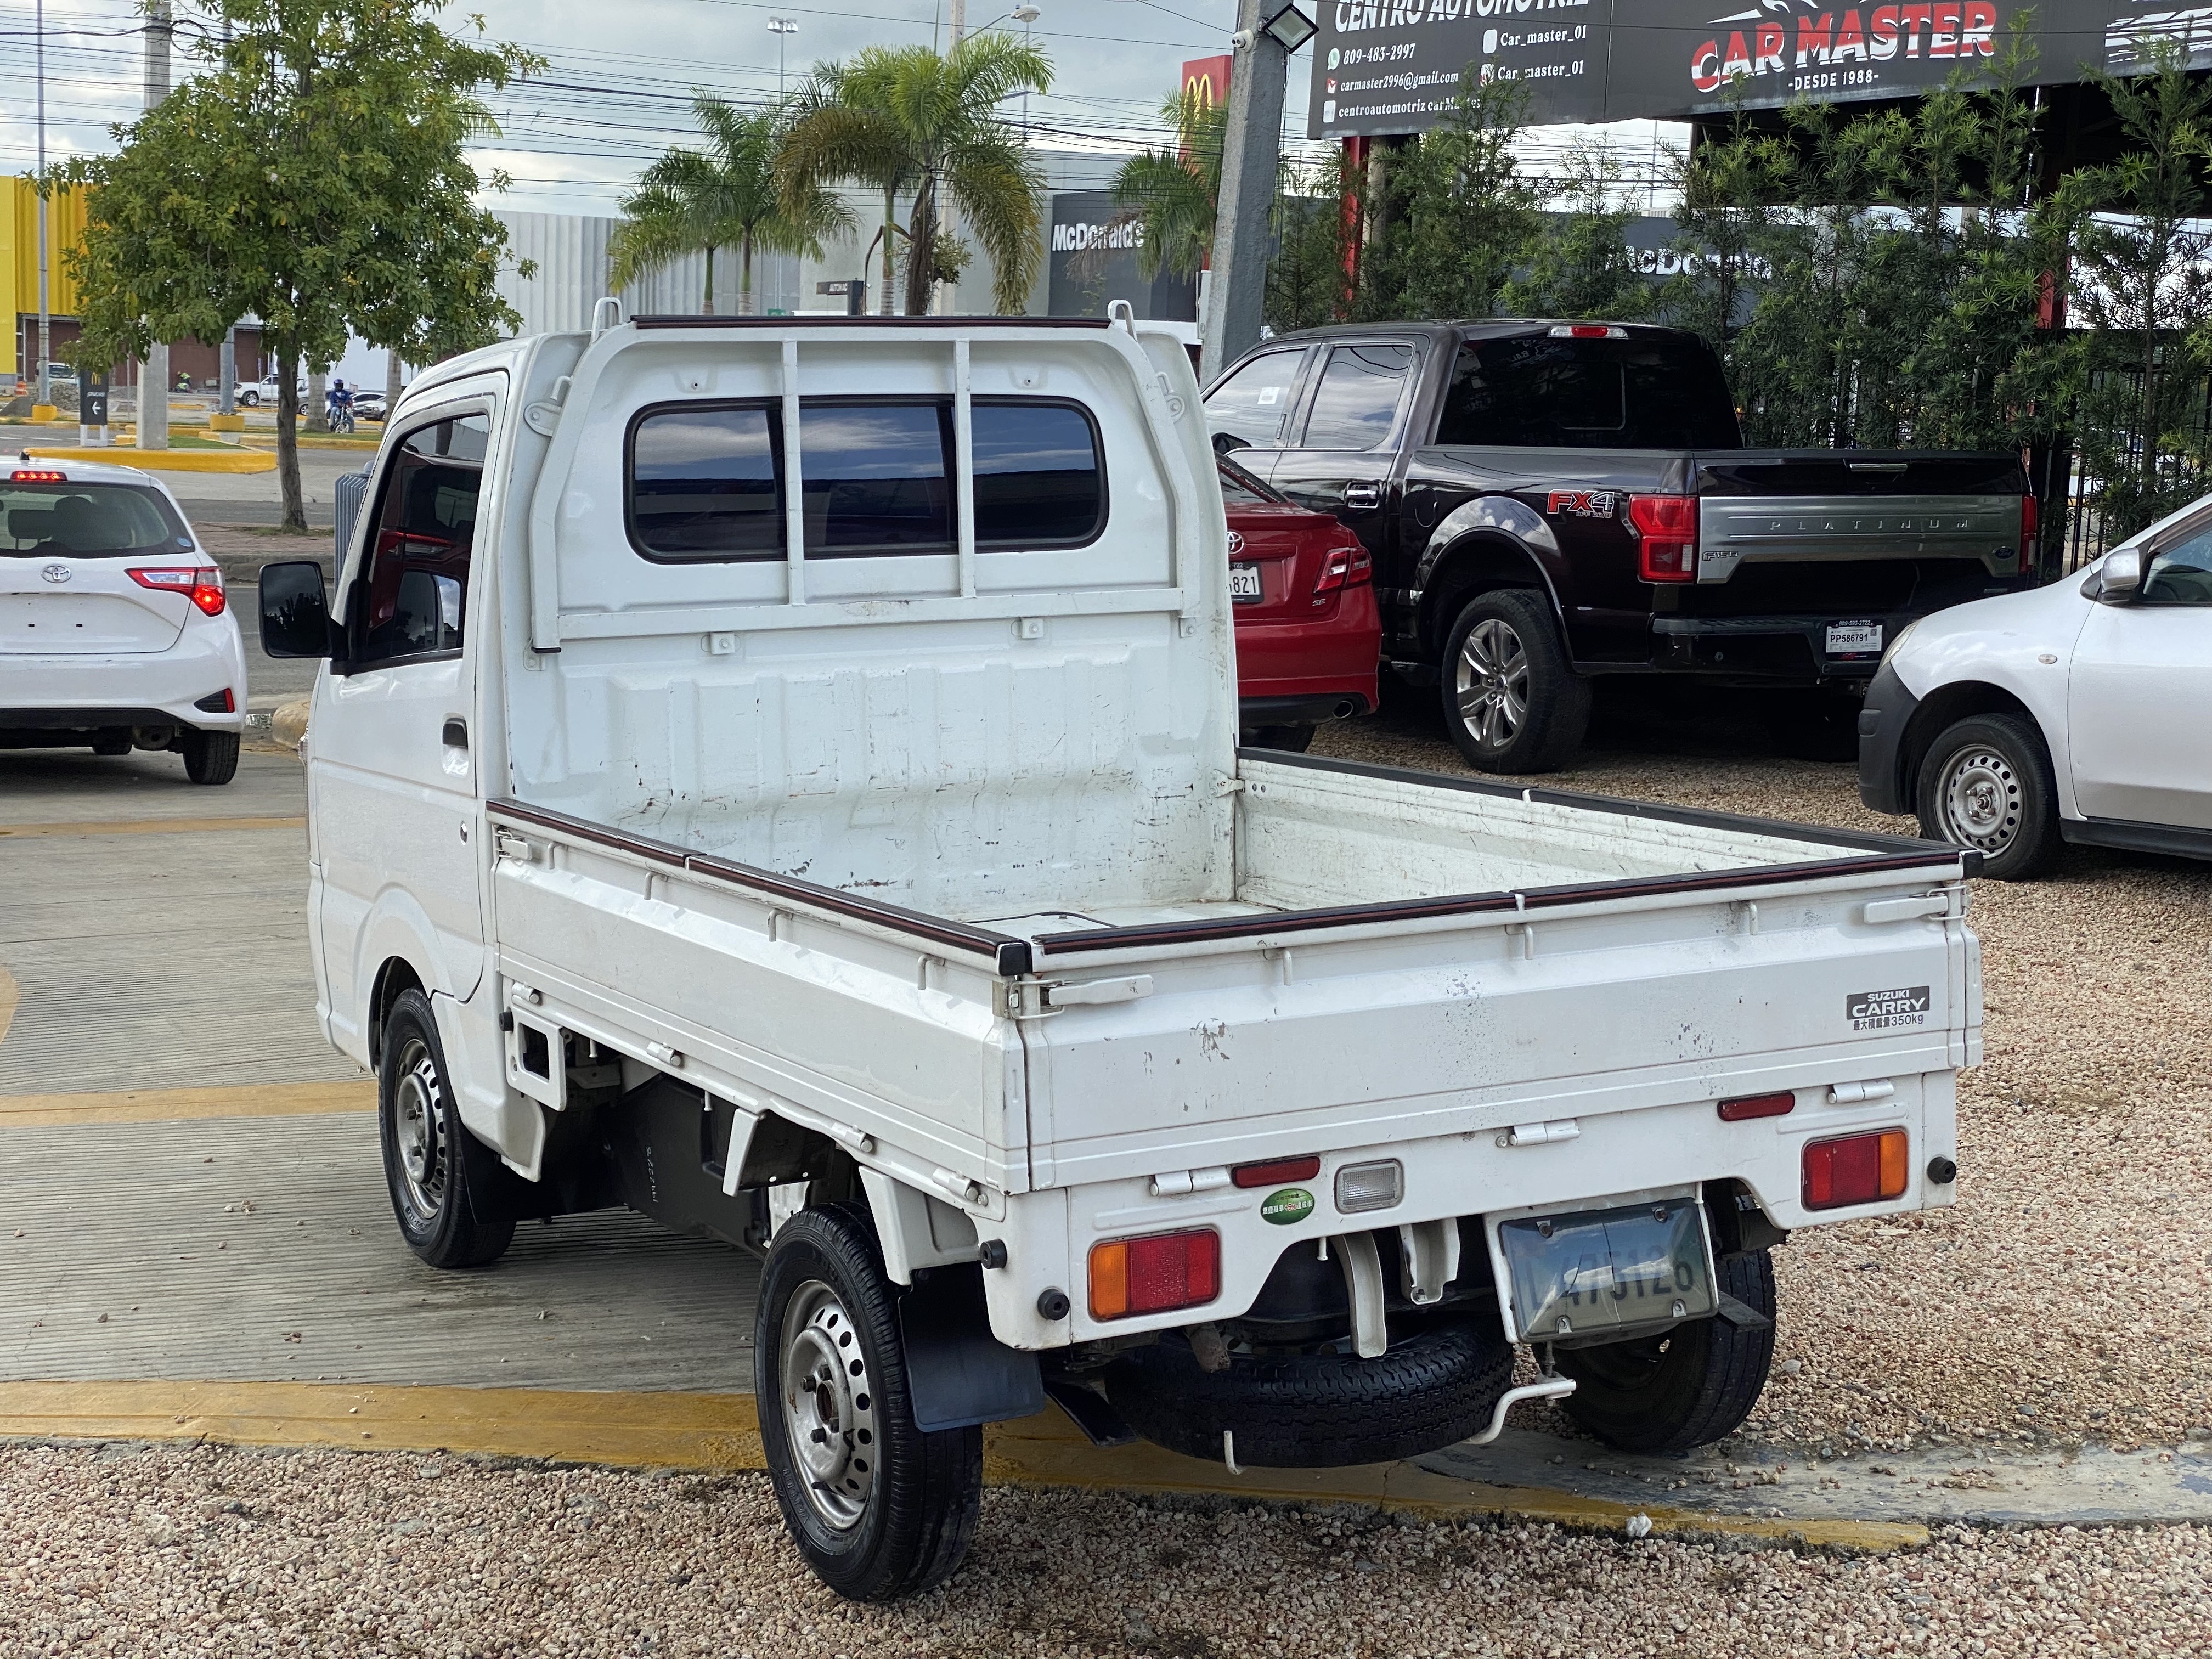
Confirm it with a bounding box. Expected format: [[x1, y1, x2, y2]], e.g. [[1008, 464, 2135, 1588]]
[[1441, 589, 1590, 774], [757, 1205, 983, 1602], [1555, 1248, 1777, 1454], [377, 989, 517, 1269], [180, 728, 239, 786], [1914, 712, 2061, 880], [1101, 1317, 1515, 1467]]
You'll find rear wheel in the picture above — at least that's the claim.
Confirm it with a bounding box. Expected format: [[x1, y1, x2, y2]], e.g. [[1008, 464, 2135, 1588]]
[[1555, 1248, 1776, 1454], [1914, 712, 2060, 880], [756, 1205, 982, 1601], [1441, 589, 1590, 774], [377, 989, 517, 1268], [179, 729, 239, 786]]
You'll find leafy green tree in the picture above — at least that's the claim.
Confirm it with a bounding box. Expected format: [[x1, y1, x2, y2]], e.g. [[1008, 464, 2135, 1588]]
[[2071, 42, 2212, 537], [778, 33, 1050, 316], [1361, 72, 1543, 321], [1266, 147, 1362, 335], [1503, 140, 1651, 321], [53, 0, 535, 532], [610, 93, 850, 316], [1658, 97, 1792, 366], [1113, 88, 1226, 283]]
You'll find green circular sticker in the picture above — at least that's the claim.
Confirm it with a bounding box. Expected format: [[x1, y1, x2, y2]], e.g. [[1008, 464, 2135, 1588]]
[[1260, 1187, 1316, 1226]]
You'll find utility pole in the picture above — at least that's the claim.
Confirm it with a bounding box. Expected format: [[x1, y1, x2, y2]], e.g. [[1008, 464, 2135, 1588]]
[[217, 16, 236, 422], [1199, 0, 1293, 386], [139, 0, 173, 451], [35, 0, 50, 414], [769, 17, 797, 97]]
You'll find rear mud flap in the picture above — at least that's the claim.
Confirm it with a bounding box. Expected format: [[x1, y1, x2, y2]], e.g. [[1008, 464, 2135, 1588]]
[[899, 1263, 1046, 1432]]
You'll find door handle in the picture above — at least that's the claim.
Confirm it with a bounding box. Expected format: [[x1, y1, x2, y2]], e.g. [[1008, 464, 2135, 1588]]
[[1343, 483, 1381, 510], [442, 718, 469, 750]]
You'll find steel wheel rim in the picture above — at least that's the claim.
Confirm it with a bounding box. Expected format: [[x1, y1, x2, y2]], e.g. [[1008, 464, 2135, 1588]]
[[779, 1279, 877, 1531], [1937, 745, 2022, 854], [1454, 618, 1530, 752], [391, 1037, 449, 1226]]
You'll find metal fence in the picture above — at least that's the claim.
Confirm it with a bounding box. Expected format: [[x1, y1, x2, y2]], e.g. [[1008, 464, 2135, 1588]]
[[2055, 358, 2212, 574]]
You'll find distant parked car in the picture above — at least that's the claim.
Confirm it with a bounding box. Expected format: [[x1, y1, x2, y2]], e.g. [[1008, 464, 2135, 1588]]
[[1220, 455, 1379, 749], [353, 390, 391, 424], [235, 374, 304, 408], [1861, 492, 2212, 878], [0, 456, 246, 783]]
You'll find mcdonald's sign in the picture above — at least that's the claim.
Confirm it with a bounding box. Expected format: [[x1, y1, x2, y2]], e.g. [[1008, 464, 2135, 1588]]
[[1181, 54, 1233, 110]]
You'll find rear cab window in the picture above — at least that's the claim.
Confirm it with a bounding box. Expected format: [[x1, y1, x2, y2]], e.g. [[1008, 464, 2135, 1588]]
[[0, 479, 193, 558], [1436, 333, 1741, 450], [626, 398, 1104, 562]]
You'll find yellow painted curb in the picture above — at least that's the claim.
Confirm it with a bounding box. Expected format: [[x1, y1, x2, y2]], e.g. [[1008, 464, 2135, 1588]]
[[0, 1080, 375, 1128], [22, 444, 274, 474], [29, 404, 58, 422], [206, 413, 246, 432], [0, 1381, 763, 1470], [0, 1379, 1924, 1551], [0, 815, 305, 839]]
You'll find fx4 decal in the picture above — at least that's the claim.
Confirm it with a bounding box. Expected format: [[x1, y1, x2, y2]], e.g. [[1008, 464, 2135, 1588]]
[[1545, 489, 1617, 518]]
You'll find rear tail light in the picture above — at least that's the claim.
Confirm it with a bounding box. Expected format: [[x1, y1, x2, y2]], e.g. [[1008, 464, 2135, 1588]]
[[1334, 1158, 1404, 1213], [2019, 493, 2038, 557], [1088, 1229, 1220, 1319], [1629, 494, 1698, 582], [1231, 1154, 1321, 1189], [11, 467, 66, 483], [1548, 324, 1629, 340], [193, 689, 236, 714], [129, 565, 226, 616], [1312, 540, 1372, 600], [1802, 1130, 1910, 1210], [1718, 1090, 1795, 1121]]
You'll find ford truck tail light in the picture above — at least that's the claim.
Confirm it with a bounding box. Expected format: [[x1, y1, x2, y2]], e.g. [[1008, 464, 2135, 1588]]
[[1089, 1229, 1220, 1319], [2019, 493, 2038, 557], [1802, 1129, 1909, 1209], [1313, 540, 1372, 600], [129, 565, 226, 616], [1629, 494, 1698, 582]]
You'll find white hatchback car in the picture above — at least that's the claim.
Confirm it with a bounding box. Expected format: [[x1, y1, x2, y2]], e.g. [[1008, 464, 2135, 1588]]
[[1859, 493, 2212, 877], [0, 456, 246, 784]]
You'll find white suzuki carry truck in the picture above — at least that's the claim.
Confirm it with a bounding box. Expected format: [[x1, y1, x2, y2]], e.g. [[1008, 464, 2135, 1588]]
[[261, 310, 1982, 1601]]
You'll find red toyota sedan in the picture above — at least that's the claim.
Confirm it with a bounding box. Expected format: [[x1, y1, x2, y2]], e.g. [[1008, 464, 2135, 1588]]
[[1221, 456, 1380, 750]]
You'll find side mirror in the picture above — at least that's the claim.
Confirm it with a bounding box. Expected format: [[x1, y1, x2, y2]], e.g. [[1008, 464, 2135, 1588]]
[[2092, 546, 2144, 606], [1212, 430, 1251, 456], [259, 559, 335, 657]]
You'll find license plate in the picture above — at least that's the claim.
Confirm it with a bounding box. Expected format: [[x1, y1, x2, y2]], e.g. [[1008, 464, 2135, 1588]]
[[1494, 1197, 1716, 1344], [1230, 563, 1263, 602], [1825, 620, 1883, 656]]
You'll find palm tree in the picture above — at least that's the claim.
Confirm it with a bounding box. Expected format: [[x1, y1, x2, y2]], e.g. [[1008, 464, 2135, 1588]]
[[1112, 88, 1227, 283], [777, 34, 1051, 317], [610, 92, 849, 315]]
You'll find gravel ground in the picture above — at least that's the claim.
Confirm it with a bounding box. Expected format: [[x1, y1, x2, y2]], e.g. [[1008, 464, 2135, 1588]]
[[1316, 685, 2212, 1460], [4, 1441, 2208, 1658]]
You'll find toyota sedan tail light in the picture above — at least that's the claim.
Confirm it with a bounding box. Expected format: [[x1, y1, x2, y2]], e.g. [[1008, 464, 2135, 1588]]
[[1312, 540, 1373, 600], [129, 565, 226, 616]]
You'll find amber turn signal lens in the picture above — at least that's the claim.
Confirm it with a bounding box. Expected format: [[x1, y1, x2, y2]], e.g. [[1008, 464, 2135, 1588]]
[[1802, 1129, 1910, 1210]]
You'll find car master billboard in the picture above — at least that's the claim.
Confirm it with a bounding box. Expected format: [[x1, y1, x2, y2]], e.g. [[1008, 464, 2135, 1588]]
[[1307, 0, 2212, 133]]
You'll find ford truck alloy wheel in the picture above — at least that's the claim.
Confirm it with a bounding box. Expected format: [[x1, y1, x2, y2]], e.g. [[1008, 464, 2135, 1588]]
[[780, 1280, 878, 1530], [1456, 617, 1530, 750]]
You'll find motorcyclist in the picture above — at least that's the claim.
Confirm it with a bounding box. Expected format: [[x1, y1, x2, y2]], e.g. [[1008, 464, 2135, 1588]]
[[327, 378, 354, 433]]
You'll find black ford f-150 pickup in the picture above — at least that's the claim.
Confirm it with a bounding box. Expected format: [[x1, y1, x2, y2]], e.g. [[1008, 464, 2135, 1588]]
[[1203, 320, 2035, 772]]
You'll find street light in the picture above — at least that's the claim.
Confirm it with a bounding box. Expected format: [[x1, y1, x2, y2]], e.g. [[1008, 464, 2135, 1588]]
[[1257, 0, 1317, 53], [768, 16, 797, 95]]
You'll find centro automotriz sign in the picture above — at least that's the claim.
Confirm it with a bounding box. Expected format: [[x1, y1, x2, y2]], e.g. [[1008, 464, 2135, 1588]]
[[1309, 0, 2205, 132]]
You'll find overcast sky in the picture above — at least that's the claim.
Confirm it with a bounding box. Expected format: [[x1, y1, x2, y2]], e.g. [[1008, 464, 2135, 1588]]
[[0, 0, 1303, 218]]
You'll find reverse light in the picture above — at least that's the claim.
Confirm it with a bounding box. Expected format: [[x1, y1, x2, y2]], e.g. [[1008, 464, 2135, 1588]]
[[1630, 494, 1698, 582], [129, 565, 226, 616], [1549, 324, 1629, 340], [11, 467, 66, 483], [1232, 1154, 1322, 1189], [1312, 540, 1373, 601], [1088, 1229, 1220, 1320], [1334, 1158, 1404, 1214], [1802, 1129, 1910, 1210], [1718, 1090, 1795, 1121]]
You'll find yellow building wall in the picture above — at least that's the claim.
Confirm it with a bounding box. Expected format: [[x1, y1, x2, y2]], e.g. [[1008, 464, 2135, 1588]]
[[1, 176, 88, 377]]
